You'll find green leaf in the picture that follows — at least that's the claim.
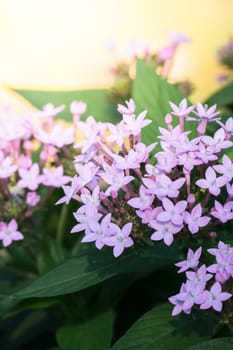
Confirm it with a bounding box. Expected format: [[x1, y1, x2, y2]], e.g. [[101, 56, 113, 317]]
[[132, 59, 185, 144], [111, 303, 215, 350], [56, 309, 113, 350], [12, 243, 177, 299], [186, 338, 233, 350], [37, 237, 65, 274], [205, 82, 233, 108], [12, 88, 119, 123]]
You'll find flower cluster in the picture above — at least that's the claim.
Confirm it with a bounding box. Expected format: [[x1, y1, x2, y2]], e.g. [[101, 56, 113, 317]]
[[58, 98, 233, 261], [0, 102, 85, 247], [107, 31, 192, 103], [169, 243, 233, 316]]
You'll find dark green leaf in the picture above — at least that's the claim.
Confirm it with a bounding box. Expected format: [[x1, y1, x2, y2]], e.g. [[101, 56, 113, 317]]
[[56, 309, 113, 350], [12, 88, 119, 123], [111, 303, 215, 350], [205, 82, 233, 108], [186, 338, 233, 350], [12, 243, 178, 299], [132, 59, 185, 144]]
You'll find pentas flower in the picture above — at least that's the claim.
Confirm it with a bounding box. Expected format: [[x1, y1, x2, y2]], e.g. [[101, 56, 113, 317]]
[[81, 213, 114, 250], [122, 110, 152, 136], [56, 98, 233, 262], [169, 99, 194, 119], [0, 220, 24, 247], [175, 247, 202, 273], [202, 128, 233, 153], [17, 163, 42, 191], [190, 103, 220, 122], [0, 153, 17, 178], [170, 243, 233, 315], [150, 221, 183, 246], [0, 101, 82, 248], [196, 167, 227, 196], [41, 166, 71, 187], [211, 200, 233, 223], [157, 198, 187, 225], [128, 186, 154, 210], [214, 154, 233, 180], [103, 222, 134, 257], [117, 99, 135, 116], [200, 282, 231, 312], [183, 204, 210, 234]]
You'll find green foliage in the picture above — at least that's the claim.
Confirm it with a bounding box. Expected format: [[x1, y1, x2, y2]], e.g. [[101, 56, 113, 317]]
[[12, 88, 120, 123], [186, 338, 233, 350], [111, 303, 215, 350], [56, 309, 113, 350], [205, 82, 233, 109], [12, 243, 178, 299], [132, 59, 185, 144]]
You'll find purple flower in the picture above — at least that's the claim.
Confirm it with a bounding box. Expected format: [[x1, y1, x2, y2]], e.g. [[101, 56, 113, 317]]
[[157, 198, 187, 225], [211, 200, 233, 223], [144, 174, 185, 198], [0, 152, 17, 178], [81, 214, 114, 250], [169, 99, 194, 119], [55, 175, 80, 205], [128, 186, 154, 210], [183, 204, 210, 234], [214, 155, 233, 180], [0, 220, 24, 247], [169, 280, 205, 316], [175, 247, 202, 273], [17, 163, 42, 191], [150, 221, 183, 246], [117, 99, 136, 116], [26, 192, 40, 207], [41, 166, 71, 187], [103, 222, 134, 257], [202, 128, 233, 153], [136, 207, 163, 224], [100, 165, 134, 196], [186, 265, 212, 284], [200, 282, 231, 311], [71, 205, 102, 234], [196, 167, 227, 196], [122, 110, 152, 136], [191, 103, 220, 122]]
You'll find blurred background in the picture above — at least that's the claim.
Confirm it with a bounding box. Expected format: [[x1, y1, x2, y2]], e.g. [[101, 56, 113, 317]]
[[0, 0, 232, 107]]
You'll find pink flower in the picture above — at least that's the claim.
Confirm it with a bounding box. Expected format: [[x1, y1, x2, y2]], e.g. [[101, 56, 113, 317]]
[[169, 99, 194, 119], [41, 166, 71, 187], [214, 155, 233, 180], [122, 110, 152, 136], [175, 247, 202, 273], [196, 167, 227, 196], [200, 282, 231, 311], [192, 103, 220, 122], [18, 163, 42, 191], [150, 221, 183, 246], [211, 200, 233, 223], [36, 103, 65, 118], [0, 220, 24, 247], [184, 204, 210, 234], [103, 222, 134, 257], [26, 192, 40, 207], [0, 153, 17, 178], [81, 214, 114, 250], [157, 198, 187, 225], [117, 99, 136, 116]]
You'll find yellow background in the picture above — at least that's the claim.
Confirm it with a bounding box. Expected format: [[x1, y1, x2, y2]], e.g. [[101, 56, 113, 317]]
[[0, 0, 232, 106]]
